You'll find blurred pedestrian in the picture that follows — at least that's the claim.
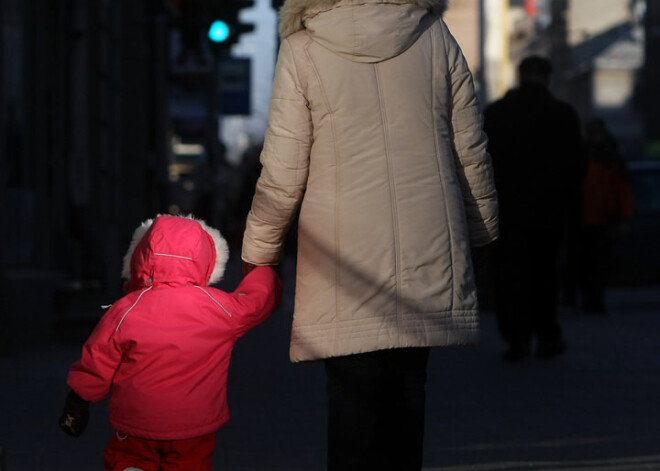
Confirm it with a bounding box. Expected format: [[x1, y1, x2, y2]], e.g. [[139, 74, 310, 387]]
[[484, 55, 586, 362], [580, 118, 633, 314], [59, 214, 282, 471], [241, 0, 499, 469]]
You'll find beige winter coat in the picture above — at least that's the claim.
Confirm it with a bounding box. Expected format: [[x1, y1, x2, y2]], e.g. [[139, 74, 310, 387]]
[[242, 0, 498, 362]]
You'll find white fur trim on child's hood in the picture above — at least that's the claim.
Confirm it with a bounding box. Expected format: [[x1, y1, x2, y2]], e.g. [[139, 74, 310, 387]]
[[121, 214, 229, 286]]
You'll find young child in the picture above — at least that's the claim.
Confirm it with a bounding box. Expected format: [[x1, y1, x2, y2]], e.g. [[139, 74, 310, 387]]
[[59, 214, 282, 471]]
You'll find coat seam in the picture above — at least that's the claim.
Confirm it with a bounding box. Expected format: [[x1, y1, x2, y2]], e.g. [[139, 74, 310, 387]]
[[194, 285, 233, 317], [432, 22, 455, 310], [291, 312, 479, 334], [374, 63, 401, 329], [303, 38, 341, 351], [115, 287, 153, 332], [153, 253, 193, 261], [286, 37, 313, 191]]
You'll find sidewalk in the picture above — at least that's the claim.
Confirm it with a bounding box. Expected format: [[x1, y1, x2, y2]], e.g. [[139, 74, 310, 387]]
[[422, 285, 660, 471], [1, 257, 659, 470]]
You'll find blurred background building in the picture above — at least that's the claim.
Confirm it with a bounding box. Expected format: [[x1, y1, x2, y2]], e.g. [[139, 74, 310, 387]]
[[446, 0, 647, 160], [0, 0, 657, 352], [0, 0, 170, 353]]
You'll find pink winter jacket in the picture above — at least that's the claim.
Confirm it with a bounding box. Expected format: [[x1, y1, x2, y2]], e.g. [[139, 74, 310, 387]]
[[67, 215, 282, 440]]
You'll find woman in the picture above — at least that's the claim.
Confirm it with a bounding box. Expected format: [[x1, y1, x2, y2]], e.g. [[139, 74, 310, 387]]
[[242, 1, 498, 469]]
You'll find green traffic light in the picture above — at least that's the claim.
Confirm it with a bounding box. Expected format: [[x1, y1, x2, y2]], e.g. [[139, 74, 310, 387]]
[[208, 20, 230, 42]]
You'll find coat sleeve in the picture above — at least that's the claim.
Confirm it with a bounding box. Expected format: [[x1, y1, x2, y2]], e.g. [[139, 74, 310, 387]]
[[242, 37, 312, 265], [441, 21, 499, 247], [230, 266, 283, 338], [66, 307, 124, 402]]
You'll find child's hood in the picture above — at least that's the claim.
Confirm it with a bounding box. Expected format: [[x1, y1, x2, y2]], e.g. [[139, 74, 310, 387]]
[[121, 214, 229, 291]]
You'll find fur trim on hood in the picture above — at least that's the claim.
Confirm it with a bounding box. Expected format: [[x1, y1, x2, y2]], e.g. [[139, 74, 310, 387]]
[[121, 214, 229, 286], [278, 0, 447, 39]]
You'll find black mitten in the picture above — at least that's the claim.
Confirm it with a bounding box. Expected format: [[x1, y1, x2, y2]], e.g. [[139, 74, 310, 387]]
[[59, 390, 90, 437]]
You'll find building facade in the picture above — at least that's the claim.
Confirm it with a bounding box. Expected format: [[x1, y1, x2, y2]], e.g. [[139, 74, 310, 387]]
[[0, 0, 170, 352]]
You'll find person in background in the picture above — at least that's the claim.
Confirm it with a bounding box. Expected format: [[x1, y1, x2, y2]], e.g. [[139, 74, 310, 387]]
[[241, 0, 499, 469], [484, 55, 586, 362], [580, 118, 633, 314], [59, 214, 282, 471]]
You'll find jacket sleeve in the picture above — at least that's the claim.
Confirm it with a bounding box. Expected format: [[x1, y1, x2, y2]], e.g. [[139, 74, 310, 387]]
[[66, 307, 124, 402], [230, 266, 283, 338], [441, 21, 499, 247], [242, 37, 312, 265]]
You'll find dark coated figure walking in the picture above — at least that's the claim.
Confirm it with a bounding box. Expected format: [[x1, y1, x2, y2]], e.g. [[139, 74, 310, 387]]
[[484, 55, 586, 362]]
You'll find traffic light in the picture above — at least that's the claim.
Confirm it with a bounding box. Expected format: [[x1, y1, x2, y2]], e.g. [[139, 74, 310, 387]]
[[207, 0, 255, 51], [208, 20, 230, 43]]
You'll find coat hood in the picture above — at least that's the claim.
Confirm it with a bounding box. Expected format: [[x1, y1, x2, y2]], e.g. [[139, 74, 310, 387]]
[[278, 0, 446, 63], [121, 214, 229, 291]]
